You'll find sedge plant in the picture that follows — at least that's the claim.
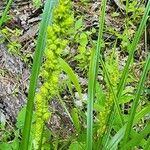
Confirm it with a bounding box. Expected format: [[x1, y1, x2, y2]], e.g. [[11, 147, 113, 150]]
[[104, 1, 150, 149], [19, 0, 150, 149], [122, 0, 150, 145]]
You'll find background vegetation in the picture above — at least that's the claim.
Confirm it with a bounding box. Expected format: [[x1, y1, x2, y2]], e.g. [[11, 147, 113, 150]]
[[0, 0, 150, 150]]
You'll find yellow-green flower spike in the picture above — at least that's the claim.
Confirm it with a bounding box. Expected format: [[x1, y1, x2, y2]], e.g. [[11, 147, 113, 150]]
[[34, 0, 74, 149]]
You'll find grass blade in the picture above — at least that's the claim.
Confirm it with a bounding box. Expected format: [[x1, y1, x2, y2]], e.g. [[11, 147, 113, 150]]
[[86, 0, 107, 149], [71, 108, 81, 133], [106, 125, 126, 150], [0, 0, 13, 27], [20, 0, 56, 149], [134, 103, 150, 124], [59, 58, 82, 99], [123, 54, 150, 145]]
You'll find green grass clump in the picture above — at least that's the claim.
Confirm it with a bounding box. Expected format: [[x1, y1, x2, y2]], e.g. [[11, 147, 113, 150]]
[[86, 0, 150, 149]]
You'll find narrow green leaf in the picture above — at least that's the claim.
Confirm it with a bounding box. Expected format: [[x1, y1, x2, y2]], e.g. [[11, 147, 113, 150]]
[[0, 0, 13, 27], [134, 103, 150, 124], [86, 0, 107, 149], [106, 125, 126, 150], [105, 100, 150, 150], [59, 58, 82, 99], [20, 0, 57, 149], [71, 108, 81, 133]]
